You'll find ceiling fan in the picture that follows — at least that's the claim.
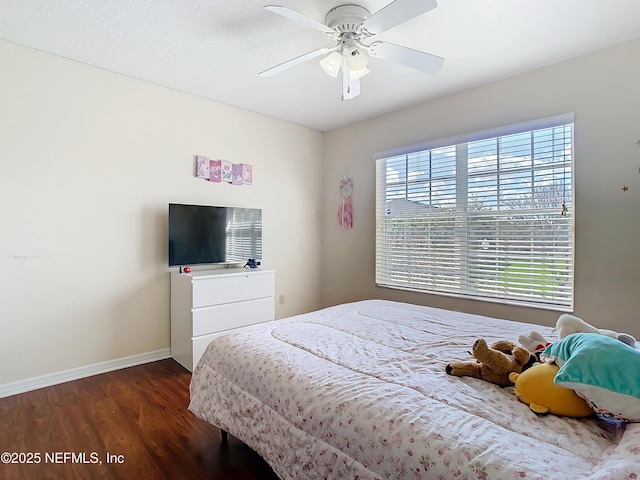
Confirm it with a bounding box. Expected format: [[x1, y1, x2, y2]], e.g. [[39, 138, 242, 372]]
[[259, 0, 444, 101]]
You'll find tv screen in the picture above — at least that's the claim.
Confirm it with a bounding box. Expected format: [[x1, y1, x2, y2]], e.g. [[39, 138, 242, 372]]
[[168, 204, 262, 267]]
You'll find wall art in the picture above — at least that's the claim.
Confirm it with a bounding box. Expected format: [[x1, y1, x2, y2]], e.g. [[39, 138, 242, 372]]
[[196, 155, 210, 179], [195, 156, 253, 186], [232, 164, 243, 185], [338, 176, 353, 229], [221, 160, 233, 182], [209, 159, 221, 182], [242, 164, 253, 185]]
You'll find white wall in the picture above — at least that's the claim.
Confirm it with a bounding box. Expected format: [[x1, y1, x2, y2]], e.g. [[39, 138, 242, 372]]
[[0, 40, 324, 386], [322, 38, 640, 336]]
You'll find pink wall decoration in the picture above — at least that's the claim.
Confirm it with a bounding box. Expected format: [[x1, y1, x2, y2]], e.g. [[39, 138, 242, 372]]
[[209, 159, 221, 182], [242, 164, 253, 185], [338, 177, 353, 230], [196, 155, 210, 179], [232, 164, 243, 185], [220, 160, 233, 182], [195, 156, 253, 186]]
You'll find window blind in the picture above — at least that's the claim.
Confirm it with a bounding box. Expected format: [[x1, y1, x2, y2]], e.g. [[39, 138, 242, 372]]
[[375, 117, 574, 310]]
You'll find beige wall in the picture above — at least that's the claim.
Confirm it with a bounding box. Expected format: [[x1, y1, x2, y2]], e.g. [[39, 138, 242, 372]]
[[2, 36, 640, 389], [322, 38, 640, 337], [0, 40, 324, 385]]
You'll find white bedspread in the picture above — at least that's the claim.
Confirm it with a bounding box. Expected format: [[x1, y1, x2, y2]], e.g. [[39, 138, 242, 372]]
[[188, 300, 640, 479]]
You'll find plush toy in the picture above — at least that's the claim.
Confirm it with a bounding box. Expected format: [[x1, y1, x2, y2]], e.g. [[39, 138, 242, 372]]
[[518, 331, 551, 362], [556, 314, 636, 347], [520, 314, 637, 352], [446, 339, 534, 387], [509, 363, 594, 417]]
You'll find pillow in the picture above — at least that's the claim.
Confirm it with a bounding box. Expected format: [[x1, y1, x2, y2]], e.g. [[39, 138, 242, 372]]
[[542, 333, 640, 422]]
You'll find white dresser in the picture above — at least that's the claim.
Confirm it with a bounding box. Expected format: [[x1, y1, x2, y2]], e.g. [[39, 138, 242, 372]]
[[170, 268, 275, 371]]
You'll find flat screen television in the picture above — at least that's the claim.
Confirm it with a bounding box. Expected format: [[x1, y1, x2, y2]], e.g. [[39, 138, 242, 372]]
[[168, 203, 262, 267]]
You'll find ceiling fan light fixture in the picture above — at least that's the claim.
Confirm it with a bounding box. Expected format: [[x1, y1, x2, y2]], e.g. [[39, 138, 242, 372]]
[[349, 67, 370, 80], [345, 46, 370, 71], [319, 51, 342, 78]]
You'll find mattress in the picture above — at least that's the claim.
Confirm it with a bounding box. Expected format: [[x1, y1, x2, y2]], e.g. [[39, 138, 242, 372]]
[[188, 300, 640, 479]]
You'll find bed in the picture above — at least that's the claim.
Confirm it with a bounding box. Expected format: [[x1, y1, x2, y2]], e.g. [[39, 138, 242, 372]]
[[188, 299, 640, 479]]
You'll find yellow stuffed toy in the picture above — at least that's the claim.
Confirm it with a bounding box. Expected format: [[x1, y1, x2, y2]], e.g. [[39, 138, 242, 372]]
[[509, 363, 593, 417]]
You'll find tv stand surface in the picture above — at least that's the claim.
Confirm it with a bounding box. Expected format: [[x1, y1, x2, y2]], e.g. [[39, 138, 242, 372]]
[[170, 268, 275, 371]]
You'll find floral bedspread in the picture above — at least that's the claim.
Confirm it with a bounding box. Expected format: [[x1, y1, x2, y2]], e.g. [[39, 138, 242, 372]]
[[188, 300, 640, 479]]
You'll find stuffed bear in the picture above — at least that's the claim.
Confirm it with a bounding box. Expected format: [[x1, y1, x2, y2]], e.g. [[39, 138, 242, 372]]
[[446, 339, 535, 387]]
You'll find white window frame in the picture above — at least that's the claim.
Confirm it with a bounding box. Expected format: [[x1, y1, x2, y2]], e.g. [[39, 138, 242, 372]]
[[374, 114, 574, 310]]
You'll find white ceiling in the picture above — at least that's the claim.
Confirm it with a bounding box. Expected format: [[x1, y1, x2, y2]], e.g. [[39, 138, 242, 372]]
[[1, 0, 639, 132]]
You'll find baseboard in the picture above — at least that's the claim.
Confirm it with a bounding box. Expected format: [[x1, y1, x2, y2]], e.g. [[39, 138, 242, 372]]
[[0, 348, 172, 399]]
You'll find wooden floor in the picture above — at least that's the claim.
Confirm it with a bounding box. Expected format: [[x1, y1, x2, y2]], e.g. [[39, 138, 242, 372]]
[[0, 359, 279, 480]]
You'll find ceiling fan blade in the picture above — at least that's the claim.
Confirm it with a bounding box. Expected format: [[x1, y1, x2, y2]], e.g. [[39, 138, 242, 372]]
[[342, 56, 361, 101], [362, 0, 438, 35], [259, 47, 334, 77], [368, 41, 444, 74], [264, 5, 333, 34]]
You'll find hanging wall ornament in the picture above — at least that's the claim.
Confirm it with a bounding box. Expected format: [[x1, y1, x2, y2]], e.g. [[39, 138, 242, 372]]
[[338, 176, 353, 229]]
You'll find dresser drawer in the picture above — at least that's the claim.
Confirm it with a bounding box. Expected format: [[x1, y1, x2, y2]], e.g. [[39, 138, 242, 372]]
[[192, 331, 227, 368], [192, 272, 274, 308], [192, 296, 275, 337]]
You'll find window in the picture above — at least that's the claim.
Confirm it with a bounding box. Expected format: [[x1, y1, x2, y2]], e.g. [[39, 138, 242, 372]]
[[375, 114, 574, 310]]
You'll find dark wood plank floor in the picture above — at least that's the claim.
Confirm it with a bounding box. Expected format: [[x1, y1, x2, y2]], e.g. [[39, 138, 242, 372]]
[[0, 359, 279, 480]]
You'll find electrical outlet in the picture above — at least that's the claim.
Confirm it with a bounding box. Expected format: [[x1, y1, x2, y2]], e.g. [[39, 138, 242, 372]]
[[279, 294, 285, 305]]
